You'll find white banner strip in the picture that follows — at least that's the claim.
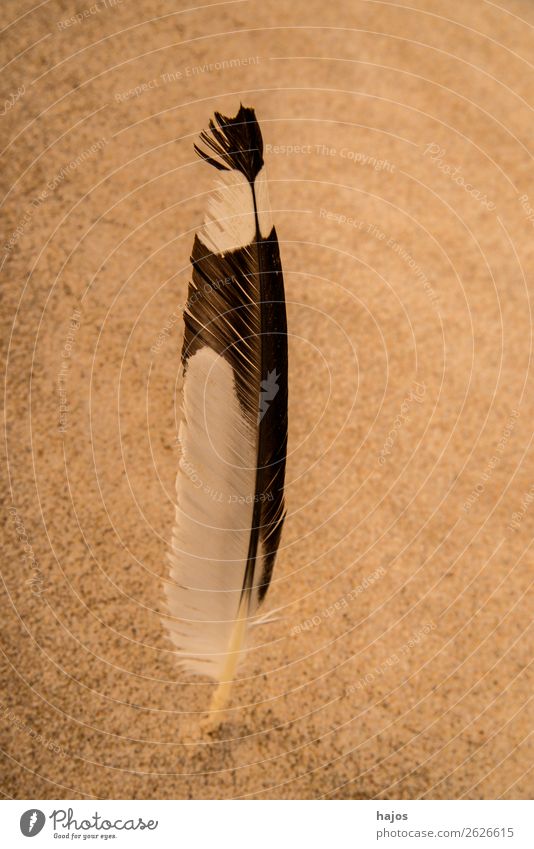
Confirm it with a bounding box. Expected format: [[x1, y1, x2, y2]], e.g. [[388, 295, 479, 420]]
[[2, 800, 533, 848]]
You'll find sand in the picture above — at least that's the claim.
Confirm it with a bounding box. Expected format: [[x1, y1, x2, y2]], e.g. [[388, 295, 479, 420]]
[[1, 0, 533, 799]]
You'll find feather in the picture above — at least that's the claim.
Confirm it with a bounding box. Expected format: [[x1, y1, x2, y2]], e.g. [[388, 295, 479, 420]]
[[164, 106, 288, 721]]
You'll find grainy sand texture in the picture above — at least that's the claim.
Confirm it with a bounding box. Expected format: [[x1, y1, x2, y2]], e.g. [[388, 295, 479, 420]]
[[1, 0, 533, 799]]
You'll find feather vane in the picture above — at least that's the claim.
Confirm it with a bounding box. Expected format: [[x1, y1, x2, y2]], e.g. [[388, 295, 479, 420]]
[[164, 106, 288, 717]]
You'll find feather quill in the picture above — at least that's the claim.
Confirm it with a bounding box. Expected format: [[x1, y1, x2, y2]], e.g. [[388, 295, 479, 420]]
[[164, 106, 288, 721]]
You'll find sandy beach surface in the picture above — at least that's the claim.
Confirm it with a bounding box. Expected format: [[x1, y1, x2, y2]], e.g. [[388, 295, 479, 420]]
[[1, 0, 533, 799]]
